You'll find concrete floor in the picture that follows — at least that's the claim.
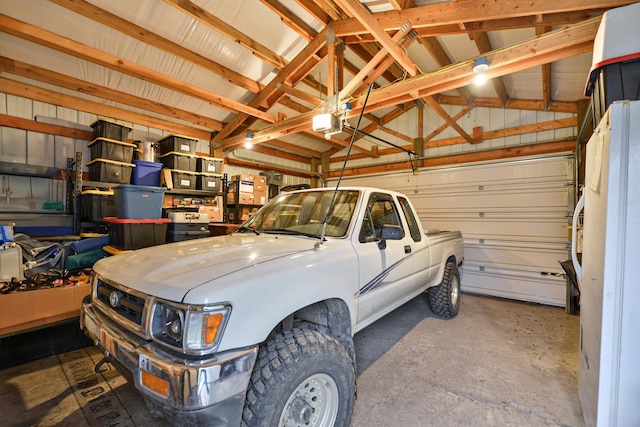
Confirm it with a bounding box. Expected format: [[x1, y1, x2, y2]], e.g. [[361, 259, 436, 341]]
[[0, 293, 582, 426]]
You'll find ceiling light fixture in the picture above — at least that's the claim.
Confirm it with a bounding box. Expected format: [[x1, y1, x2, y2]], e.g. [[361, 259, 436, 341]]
[[472, 56, 490, 86], [244, 132, 253, 149]]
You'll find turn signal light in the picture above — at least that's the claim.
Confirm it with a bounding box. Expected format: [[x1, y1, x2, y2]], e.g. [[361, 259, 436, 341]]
[[205, 313, 224, 345], [141, 370, 170, 397]]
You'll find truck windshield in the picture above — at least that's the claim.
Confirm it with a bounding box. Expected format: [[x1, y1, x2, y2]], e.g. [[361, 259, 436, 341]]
[[242, 190, 360, 238]]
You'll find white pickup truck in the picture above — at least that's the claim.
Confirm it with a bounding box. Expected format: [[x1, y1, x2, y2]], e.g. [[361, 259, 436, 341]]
[[80, 186, 464, 427]]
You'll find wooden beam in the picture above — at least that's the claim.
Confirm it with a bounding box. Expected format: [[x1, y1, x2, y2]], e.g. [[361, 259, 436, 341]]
[[337, 0, 419, 76], [212, 27, 328, 143], [263, 139, 323, 158], [425, 117, 577, 148], [339, 28, 410, 99], [378, 126, 414, 143], [50, 0, 262, 94], [248, 144, 312, 164], [327, 26, 337, 98], [0, 77, 211, 140], [0, 114, 93, 140], [438, 95, 577, 113], [0, 14, 275, 123], [350, 19, 599, 111], [333, 0, 635, 35], [536, 25, 554, 109], [276, 83, 323, 107], [225, 157, 312, 178], [0, 57, 224, 131], [424, 106, 473, 142], [163, 0, 287, 69], [327, 140, 576, 177], [260, 0, 317, 41], [294, 0, 331, 24], [332, 115, 574, 163], [422, 96, 474, 143]]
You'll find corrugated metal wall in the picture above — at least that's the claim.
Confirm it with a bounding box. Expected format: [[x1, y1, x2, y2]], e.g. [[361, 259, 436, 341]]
[[337, 155, 574, 307]]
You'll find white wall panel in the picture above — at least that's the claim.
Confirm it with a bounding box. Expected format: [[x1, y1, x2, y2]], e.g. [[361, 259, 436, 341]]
[[337, 155, 573, 306]]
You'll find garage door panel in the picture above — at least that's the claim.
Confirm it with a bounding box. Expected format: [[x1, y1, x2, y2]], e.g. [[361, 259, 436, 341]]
[[461, 269, 565, 306], [464, 245, 568, 272], [421, 218, 568, 240]]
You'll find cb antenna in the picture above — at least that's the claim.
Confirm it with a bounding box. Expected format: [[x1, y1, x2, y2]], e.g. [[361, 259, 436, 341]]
[[320, 83, 374, 243]]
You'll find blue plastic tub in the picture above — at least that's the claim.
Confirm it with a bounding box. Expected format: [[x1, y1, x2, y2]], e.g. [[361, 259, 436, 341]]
[[131, 160, 162, 186], [113, 184, 165, 219]]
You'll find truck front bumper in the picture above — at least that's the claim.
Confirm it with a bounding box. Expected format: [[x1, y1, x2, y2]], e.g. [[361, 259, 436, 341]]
[[80, 298, 258, 427]]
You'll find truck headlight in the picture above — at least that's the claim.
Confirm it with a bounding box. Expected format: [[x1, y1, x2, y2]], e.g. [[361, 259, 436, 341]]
[[151, 301, 230, 355]]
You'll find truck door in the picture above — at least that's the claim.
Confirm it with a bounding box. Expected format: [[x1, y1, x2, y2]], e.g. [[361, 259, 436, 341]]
[[354, 192, 417, 329]]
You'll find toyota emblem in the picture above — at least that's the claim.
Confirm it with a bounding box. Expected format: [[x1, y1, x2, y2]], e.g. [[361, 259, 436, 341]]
[[109, 290, 120, 308]]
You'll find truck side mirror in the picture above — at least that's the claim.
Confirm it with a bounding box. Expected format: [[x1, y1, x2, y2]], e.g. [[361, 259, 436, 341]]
[[378, 224, 403, 249]]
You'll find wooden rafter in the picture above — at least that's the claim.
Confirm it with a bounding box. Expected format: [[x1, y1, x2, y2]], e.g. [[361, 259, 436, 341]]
[[49, 0, 262, 94], [336, 0, 418, 76], [536, 24, 554, 109], [0, 14, 275, 124], [218, 18, 597, 147], [0, 57, 224, 131], [0, 77, 211, 140], [163, 0, 287, 69], [333, 0, 635, 35], [260, 0, 317, 41]]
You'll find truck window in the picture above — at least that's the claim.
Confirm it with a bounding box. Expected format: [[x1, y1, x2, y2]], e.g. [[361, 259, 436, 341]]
[[359, 193, 404, 243], [398, 196, 422, 242]]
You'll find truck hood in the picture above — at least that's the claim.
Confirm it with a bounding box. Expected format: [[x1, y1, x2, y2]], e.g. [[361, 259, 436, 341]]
[[92, 234, 318, 302]]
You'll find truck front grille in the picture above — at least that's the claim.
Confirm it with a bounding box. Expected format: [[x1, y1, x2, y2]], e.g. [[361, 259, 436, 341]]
[[96, 279, 146, 326]]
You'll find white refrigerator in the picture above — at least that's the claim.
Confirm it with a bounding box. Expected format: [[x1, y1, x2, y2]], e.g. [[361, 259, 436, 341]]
[[575, 100, 640, 426]]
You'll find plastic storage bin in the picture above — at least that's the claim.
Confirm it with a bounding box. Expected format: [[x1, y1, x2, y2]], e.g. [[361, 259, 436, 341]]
[[88, 137, 135, 162], [168, 169, 197, 190], [91, 119, 132, 142], [131, 160, 162, 186], [167, 212, 210, 242], [196, 156, 223, 174], [158, 152, 197, 171], [158, 134, 197, 155], [87, 158, 134, 184], [197, 173, 223, 191], [584, 2, 640, 125], [104, 217, 170, 250], [81, 189, 116, 222], [113, 184, 165, 219]]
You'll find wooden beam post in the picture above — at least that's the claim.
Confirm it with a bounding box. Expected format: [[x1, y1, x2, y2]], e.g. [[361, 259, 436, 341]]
[[413, 137, 424, 167], [310, 158, 320, 188]]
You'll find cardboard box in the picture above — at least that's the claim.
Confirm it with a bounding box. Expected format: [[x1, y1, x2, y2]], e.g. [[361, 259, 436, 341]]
[[229, 207, 258, 223], [199, 195, 224, 222], [253, 176, 268, 205], [0, 284, 90, 336]]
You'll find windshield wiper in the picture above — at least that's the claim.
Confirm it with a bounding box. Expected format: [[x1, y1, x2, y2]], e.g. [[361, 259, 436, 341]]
[[234, 225, 260, 235], [263, 228, 323, 240]]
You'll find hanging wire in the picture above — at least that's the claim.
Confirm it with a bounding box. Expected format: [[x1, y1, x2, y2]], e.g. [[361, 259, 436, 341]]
[[320, 83, 374, 243]]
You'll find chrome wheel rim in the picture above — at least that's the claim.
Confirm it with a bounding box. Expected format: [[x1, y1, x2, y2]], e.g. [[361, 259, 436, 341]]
[[451, 274, 460, 307], [280, 373, 339, 427]]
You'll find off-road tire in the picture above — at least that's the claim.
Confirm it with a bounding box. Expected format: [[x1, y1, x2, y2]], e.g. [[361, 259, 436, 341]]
[[242, 328, 356, 427], [427, 260, 461, 318]]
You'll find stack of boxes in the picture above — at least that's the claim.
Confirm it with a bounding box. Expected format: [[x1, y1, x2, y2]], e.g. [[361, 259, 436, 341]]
[[81, 119, 135, 224], [106, 185, 169, 250], [227, 174, 268, 223], [157, 134, 225, 239], [86, 119, 135, 184]]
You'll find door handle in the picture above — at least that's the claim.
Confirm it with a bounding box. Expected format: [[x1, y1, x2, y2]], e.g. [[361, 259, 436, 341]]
[[404, 245, 412, 254]]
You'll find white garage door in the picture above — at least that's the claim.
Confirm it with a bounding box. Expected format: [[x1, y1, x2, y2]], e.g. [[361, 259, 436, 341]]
[[338, 155, 573, 306]]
